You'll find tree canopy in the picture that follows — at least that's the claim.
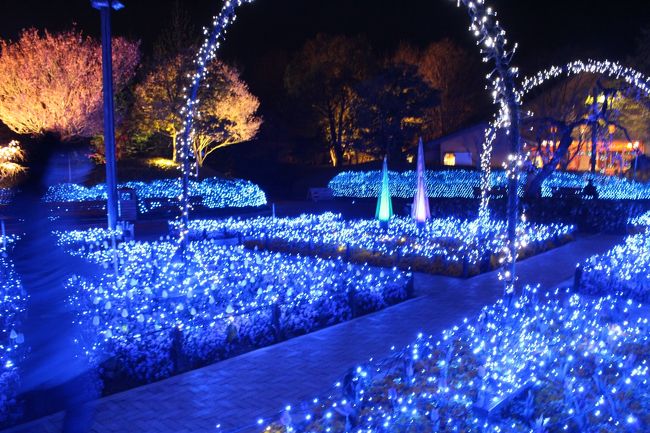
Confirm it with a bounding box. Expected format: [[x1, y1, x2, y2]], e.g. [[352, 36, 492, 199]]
[[133, 54, 262, 167], [0, 28, 139, 141]]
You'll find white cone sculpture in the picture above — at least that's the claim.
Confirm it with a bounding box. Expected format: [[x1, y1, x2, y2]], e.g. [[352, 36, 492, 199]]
[[411, 138, 430, 224]]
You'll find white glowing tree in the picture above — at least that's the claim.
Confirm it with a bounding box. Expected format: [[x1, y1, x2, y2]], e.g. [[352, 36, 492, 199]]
[[411, 138, 431, 224]]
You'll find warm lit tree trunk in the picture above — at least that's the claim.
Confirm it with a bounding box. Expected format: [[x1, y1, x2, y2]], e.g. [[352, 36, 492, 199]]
[[590, 123, 598, 173], [171, 130, 178, 163], [326, 106, 344, 167], [527, 127, 574, 197]]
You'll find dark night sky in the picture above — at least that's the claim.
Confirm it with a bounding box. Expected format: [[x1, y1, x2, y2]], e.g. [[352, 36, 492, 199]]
[[1, 0, 649, 74]]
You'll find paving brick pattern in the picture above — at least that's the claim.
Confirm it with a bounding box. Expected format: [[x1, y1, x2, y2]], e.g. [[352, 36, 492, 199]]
[[2, 235, 621, 433]]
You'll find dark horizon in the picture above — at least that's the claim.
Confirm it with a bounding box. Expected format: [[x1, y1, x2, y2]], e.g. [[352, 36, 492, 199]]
[[0, 0, 649, 75]]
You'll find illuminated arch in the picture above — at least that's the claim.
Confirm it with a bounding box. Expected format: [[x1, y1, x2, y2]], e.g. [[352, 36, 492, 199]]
[[176, 0, 524, 291], [477, 59, 650, 219]]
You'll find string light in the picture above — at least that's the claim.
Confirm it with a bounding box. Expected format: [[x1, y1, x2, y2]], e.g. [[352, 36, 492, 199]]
[[577, 216, 650, 303], [173, 213, 575, 276], [57, 231, 411, 384], [44, 177, 267, 215], [0, 237, 26, 425], [629, 211, 650, 231], [258, 287, 650, 432], [328, 169, 650, 200], [176, 0, 522, 257]]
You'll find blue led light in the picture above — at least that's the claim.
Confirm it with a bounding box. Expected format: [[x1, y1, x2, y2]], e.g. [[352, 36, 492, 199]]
[[44, 177, 267, 214], [0, 239, 26, 424], [259, 287, 649, 432], [57, 231, 411, 384], [578, 219, 650, 302], [174, 213, 575, 276], [329, 169, 650, 200]]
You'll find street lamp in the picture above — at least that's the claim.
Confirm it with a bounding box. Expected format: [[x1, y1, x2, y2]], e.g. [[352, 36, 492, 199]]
[[91, 0, 124, 230]]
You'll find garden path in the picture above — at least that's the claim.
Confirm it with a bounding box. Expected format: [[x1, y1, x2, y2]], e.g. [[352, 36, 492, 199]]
[[2, 234, 621, 433]]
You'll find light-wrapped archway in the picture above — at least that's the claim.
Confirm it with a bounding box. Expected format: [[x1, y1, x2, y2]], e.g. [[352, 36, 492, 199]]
[[176, 0, 523, 292], [478, 59, 650, 218]]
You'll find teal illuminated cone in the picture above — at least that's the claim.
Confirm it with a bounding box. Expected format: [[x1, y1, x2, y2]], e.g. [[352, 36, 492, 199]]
[[376, 156, 393, 222], [412, 138, 431, 223]]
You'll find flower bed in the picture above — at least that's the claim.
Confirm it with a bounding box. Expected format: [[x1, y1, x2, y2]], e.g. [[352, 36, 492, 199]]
[[44, 177, 267, 214], [177, 213, 575, 277], [329, 169, 650, 200], [629, 211, 650, 233], [59, 233, 411, 389], [260, 287, 650, 433], [576, 232, 650, 303], [0, 241, 26, 426]]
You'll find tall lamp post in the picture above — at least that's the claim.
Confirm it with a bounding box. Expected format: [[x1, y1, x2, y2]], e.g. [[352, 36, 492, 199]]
[[92, 0, 124, 230]]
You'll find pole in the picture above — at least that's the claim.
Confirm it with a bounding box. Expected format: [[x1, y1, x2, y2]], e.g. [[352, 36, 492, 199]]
[[94, 1, 121, 230]]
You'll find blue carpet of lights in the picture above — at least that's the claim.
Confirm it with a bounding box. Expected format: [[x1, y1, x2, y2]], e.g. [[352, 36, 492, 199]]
[[176, 213, 575, 276], [577, 216, 650, 303], [0, 237, 25, 425], [43, 177, 267, 214], [0, 189, 12, 205], [629, 211, 650, 232], [55, 230, 411, 384], [259, 287, 649, 433], [329, 169, 650, 200]]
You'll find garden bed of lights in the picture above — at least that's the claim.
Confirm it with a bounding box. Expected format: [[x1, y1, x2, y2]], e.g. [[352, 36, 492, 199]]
[[0, 189, 11, 205], [525, 198, 649, 234], [0, 240, 26, 426], [176, 213, 575, 277], [329, 169, 650, 200], [259, 287, 650, 433], [58, 232, 411, 389], [629, 211, 650, 233], [44, 177, 267, 215], [576, 231, 650, 303]]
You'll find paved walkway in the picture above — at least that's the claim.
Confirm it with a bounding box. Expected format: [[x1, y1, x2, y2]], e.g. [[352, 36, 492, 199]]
[[2, 234, 621, 433]]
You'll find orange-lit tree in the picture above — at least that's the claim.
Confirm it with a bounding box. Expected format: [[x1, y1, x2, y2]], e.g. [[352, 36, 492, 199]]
[[0, 29, 139, 141], [394, 39, 488, 139], [133, 55, 262, 167], [285, 35, 372, 167], [0, 140, 25, 181]]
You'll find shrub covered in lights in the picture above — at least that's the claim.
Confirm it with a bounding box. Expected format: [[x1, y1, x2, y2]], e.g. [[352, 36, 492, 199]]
[[0, 244, 25, 426], [58, 233, 411, 385], [577, 231, 650, 303], [178, 213, 575, 277], [44, 177, 267, 214], [329, 169, 650, 200], [629, 211, 650, 233], [0, 189, 12, 205], [260, 287, 650, 433]]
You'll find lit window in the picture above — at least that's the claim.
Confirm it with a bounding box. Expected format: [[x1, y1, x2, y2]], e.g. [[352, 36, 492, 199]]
[[443, 153, 456, 166]]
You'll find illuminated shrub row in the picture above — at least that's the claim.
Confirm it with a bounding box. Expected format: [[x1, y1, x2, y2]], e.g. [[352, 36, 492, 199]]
[[630, 211, 650, 232], [329, 169, 650, 200], [0, 242, 25, 426], [178, 213, 575, 277], [59, 235, 411, 385], [577, 231, 650, 303], [0, 189, 11, 205], [261, 288, 650, 433], [44, 177, 267, 214]]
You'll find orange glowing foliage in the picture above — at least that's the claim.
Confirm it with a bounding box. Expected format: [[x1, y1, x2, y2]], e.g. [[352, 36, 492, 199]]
[[0, 28, 139, 140]]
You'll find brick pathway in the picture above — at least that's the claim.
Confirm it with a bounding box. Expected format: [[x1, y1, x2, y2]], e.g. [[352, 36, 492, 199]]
[[2, 234, 621, 433]]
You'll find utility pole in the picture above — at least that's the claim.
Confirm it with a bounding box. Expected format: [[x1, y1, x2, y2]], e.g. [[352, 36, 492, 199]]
[[92, 0, 124, 230]]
